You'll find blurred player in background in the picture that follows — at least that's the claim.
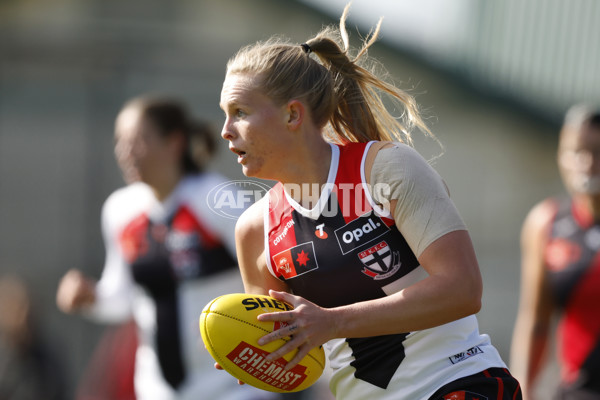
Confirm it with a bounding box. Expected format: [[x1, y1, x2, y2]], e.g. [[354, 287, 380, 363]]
[[511, 104, 600, 400], [56, 96, 275, 400], [218, 4, 521, 400]]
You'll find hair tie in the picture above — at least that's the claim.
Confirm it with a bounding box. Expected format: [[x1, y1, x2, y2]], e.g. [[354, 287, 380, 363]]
[[300, 43, 312, 54]]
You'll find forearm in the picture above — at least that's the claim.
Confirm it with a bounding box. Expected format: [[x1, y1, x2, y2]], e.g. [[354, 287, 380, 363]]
[[511, 316, 550, 396], [243, 274, 288, 296], [329, 230, 483, 339], [259, 257, 481, 371], [330, 273, 481, 338]]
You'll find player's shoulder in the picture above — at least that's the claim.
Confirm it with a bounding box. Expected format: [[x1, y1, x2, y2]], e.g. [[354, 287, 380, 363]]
[[370, 140, 425, 162], [367, 140, 440, 187], [367, 140, 430, 174], [235, 194, 267, 239], [104, 182, 152, 212], [101, 182, 154, 230], [522, 197, 561, 236]]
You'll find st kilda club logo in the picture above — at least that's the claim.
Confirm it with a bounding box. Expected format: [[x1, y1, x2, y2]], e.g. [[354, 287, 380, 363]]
[[357, 240, 401, 280]]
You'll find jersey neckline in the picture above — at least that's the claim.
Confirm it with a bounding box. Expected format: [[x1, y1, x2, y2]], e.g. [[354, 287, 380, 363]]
[[281, 142, 339, 220]]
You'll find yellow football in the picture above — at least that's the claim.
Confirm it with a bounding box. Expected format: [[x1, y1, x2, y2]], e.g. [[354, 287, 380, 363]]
[[199, 293, 326, 393]]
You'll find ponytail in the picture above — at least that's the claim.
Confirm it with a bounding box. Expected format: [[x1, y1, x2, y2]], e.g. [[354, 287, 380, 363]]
[[226, 3, 437, 146]]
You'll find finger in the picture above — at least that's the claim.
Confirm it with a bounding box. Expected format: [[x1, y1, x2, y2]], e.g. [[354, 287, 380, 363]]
[[65, 269, 84, 283], [63, 269, 78, 279], [268, 289, 299, 305], [264, 337, 301, 362], [283, 344, 311, 371], [215, 362, 246, 385], [257, 328, 285, 346], [258, 319, 299, 345], [257, 310, 294, 322], [74, 288, 94, 302], [71, 284, 96, 309]]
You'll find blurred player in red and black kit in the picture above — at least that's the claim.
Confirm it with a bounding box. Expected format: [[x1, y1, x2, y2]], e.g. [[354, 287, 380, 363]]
[[56, 96, 276, 400], [512, 105, 600, 400]]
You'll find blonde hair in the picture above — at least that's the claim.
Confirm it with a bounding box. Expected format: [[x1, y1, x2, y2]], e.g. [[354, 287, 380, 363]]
[[226, 4, 435, 146]]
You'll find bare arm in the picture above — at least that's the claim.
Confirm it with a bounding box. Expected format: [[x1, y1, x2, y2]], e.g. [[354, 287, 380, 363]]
[[510, 199, 556, 399], [331, 229, 481, 335], [257, 228, 481, 368], [257, 142, 482, 368], [235, 196, 289, 295]]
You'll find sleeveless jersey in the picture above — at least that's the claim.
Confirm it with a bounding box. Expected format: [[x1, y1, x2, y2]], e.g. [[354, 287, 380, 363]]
[[88, 173, 273, 400], [264, 142, 506, 400], [544, 198, 600, 393], [120, 193, 235, 389]]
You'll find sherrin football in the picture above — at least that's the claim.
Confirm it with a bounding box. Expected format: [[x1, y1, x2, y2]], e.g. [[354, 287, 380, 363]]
[[199, 293, 326, 393]]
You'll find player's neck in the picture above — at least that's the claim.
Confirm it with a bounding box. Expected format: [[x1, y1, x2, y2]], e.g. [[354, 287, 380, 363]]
[[575, 194, 600, 221], [280, 142, 331, 209], [150, 170, 184, 202]]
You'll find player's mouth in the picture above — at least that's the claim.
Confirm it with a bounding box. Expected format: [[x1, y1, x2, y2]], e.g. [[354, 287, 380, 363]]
[[230, 146, 247, 164]]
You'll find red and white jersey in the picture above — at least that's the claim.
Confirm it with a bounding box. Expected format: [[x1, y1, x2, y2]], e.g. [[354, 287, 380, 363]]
[[264, 142, 506, 400], [87, 173, 273, 400]]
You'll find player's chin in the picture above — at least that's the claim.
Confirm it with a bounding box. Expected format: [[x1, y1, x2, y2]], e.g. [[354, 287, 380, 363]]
[[242, 165, 275, 182], [240, 166, 262, 179], [240, 166, 253, 177]]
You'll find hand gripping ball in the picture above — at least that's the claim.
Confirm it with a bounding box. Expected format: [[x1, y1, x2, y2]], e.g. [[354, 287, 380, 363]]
[[199, 293, 325, 393]]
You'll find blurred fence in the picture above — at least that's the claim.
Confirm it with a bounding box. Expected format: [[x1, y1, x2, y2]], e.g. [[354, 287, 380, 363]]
[[301, 0, 600, 122]]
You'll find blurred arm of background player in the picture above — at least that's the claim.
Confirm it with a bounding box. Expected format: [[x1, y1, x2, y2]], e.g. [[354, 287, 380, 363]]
[[510, 199, 555, 400], [56, 269, 97, 314]]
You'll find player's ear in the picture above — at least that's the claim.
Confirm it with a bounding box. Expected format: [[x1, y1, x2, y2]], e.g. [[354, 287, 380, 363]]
[[285, 100, 304, 131]]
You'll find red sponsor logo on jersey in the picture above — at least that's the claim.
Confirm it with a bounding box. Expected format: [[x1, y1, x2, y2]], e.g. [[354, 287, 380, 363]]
[[545, 238, 581, 271], [226, 341, 308, 391], [314, 223, 328, 239], [272, 242, 319, 279], [272, 219, 295, 246]]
